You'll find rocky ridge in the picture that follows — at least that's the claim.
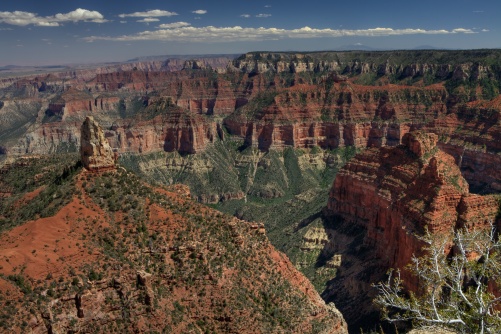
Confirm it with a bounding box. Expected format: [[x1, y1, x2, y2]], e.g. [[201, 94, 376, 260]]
[[0, 149, 347, 333]]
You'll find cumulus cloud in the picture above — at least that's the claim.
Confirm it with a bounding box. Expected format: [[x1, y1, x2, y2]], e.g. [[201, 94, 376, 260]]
[[192, 10, 207, 15], [482, 29, 490, 32], [137, 18, 160, 23], [240, 14, 251, 18], [54, 8, 107, 23], [256, 14, 272, 18], [158, 22, 191, 29], [0, 8, 107, 26], [118, 10, 177, 18], [84, 25, 477, 43]]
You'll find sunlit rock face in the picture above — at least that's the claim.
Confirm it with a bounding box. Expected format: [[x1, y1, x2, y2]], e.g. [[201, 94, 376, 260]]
[[80, 116, 116, 171], [323, 130, 500, 328]]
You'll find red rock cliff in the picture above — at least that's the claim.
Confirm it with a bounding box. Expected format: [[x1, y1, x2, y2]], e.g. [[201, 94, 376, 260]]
[[323, 131, 500, 327]]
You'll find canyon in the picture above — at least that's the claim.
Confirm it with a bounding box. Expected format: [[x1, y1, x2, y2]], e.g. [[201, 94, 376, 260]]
[[2, 51, 500, 193], [0, 119, 347, 333], [1, 50, 501, 332]]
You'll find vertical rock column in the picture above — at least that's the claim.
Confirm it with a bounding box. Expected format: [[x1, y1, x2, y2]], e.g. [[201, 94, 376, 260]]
[[80, 116, 116, 171]]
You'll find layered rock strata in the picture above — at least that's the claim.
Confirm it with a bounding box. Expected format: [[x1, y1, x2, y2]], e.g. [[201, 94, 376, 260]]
[[328, 131, 498, 271], [323, 131, 500, 328], [2, 50, 501, 194]]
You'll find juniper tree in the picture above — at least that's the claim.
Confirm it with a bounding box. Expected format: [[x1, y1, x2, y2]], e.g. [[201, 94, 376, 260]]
[[373, 223, 501, 334]]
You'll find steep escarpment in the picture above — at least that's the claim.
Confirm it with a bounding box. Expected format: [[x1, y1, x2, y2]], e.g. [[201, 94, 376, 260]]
[[46, 88, 121, 118], [3, 51, 501, 163], [320, 131, 500, 330], [232, 50, 501, 82], [0, 152, 346, 333], [109, 98, 218, 155], [223, 82, 447, 151]]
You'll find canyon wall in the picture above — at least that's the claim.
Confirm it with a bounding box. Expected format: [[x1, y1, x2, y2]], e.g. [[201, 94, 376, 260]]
[[1, 50, 501, 193], [321, 131, 500, 328]]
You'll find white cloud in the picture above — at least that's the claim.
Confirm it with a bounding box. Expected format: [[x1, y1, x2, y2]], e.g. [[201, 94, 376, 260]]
[[0, 8, 107, 26], [120, 21, 127, 24], [482, 29, 490, 32], [0, 27, 13, 31], [84, 25, 477, 43], [256, 14, 272, 18], [54, 8, 106, 23], [264, 5, 272, 8], [137, 18, 160, 23], [118, 10, 177, 18], [192, 10, 207, 15], [452, 28, 475, 34], [158, 22, 191, 29], [240, 14, 251, 18]]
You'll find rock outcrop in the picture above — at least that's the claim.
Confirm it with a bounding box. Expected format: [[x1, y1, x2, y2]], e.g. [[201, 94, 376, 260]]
[[80, 116, 116, 171], [322, 131, 500, 329]]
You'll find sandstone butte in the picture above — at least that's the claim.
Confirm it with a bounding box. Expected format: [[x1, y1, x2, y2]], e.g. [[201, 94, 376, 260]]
[[0, 118, 347, 333], [322, 130, 500, 328]]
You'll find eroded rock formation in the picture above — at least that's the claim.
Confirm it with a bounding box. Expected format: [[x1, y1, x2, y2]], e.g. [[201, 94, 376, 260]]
[[3, 51, 501, 191], [80, 116, 116, 171], [322, 131, 500, 329]]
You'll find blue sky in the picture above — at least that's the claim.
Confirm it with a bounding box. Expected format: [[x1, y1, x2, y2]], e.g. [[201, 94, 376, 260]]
[[0, 0, 499, 66]]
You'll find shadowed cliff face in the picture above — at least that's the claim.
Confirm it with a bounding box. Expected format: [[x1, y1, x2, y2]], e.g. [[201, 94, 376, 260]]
[[321, 131, 500, 331]]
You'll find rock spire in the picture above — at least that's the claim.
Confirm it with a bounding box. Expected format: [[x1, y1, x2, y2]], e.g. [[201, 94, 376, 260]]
[[80, 116, 116, 171]]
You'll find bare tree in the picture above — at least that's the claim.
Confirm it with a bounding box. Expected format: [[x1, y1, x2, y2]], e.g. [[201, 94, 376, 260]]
[[373, 223, 501, 333]]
